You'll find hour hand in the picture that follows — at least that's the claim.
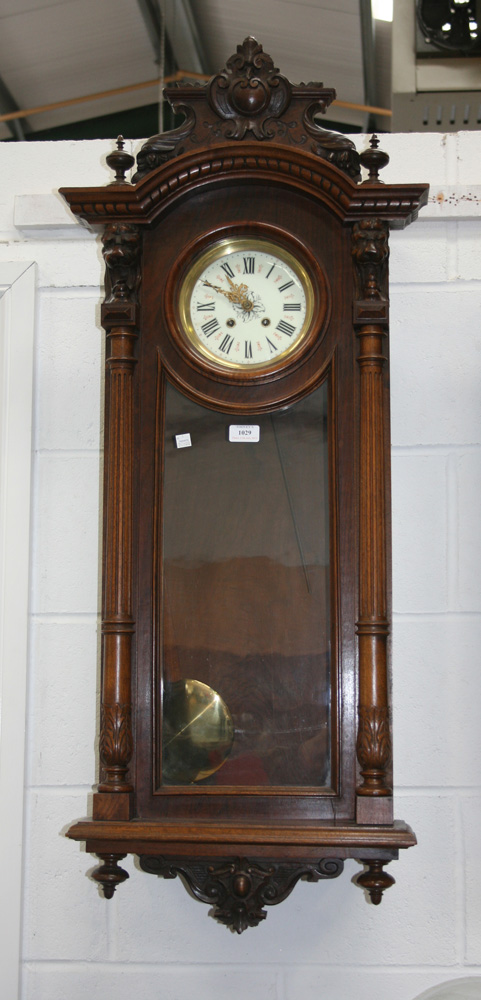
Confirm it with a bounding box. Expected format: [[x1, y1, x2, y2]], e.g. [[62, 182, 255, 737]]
[[225, 274, 251, 305]]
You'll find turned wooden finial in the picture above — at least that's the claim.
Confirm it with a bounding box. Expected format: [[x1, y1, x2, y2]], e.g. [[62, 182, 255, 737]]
[[360, 134, 390, 184], [106, 135, 135, 185]]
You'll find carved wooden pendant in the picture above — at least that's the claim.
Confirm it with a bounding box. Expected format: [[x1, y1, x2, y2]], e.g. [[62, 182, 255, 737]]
[[60, 37, 429, 930], [139, 856, 344, 933]]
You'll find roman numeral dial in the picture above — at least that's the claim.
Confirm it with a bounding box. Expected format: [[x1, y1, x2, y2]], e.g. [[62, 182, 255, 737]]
[[178, 236, 315, 371]]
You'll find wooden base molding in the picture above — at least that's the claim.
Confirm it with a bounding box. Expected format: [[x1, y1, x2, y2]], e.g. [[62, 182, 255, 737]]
[[67, 818, 417, 852], [68, 817, 415, 922]]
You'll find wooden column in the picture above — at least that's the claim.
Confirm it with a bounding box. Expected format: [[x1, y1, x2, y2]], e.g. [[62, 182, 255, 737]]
[[352, 218, 393, 825], [93, 221, 140, 822]]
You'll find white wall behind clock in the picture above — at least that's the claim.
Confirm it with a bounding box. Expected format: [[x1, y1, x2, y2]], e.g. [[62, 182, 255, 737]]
[[0, 261, 35, 1000], [2, 133, 481, 1000]]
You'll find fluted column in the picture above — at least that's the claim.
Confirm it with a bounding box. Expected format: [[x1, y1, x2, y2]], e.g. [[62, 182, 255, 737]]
[[352, 218, 393, 824], [93, 222, 140, 821]]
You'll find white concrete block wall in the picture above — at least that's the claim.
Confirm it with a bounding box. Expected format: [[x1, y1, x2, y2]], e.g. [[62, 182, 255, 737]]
[[1, 133, 479, 1000]]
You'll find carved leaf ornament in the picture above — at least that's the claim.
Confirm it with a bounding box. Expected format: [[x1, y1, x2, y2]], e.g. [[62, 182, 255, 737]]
[[207, 36, 291, 138]]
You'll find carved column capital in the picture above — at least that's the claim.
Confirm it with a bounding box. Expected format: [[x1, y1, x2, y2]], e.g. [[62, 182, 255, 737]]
[[101, 222, 141, 321], [352, 218, 389, 306]]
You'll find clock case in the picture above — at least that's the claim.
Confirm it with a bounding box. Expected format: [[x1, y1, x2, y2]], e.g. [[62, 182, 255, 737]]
[[61, 37, 429, 932]]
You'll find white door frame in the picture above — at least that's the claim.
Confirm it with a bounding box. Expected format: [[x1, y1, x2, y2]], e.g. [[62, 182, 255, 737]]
[[0, 262, 36, 1000]]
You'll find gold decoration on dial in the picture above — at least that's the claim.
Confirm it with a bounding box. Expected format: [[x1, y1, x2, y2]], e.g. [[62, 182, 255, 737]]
[[177, 237, 315, 371]]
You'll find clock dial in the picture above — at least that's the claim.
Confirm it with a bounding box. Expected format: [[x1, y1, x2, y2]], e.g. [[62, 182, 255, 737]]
[[178, 238, 315, 370]]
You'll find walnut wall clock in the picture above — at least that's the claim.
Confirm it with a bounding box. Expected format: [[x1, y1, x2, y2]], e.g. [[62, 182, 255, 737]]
[[60, 37, 429, 933]]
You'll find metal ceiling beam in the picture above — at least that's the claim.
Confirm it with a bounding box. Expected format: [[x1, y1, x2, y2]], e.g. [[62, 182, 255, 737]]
[[137, 0, 208, 75], [136, 0, 162, 62], [166, 0, 209, 74], [0, 74, 27, 140], [359, 0, 378, 132]]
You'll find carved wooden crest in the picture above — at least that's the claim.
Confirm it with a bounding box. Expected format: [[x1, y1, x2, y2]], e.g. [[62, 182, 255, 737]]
[[134, 36, 361, 181]]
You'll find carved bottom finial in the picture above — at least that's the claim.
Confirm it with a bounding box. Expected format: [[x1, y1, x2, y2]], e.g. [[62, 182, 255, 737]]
[[356, 859, 395, 904], [92, 853, 129, 898]]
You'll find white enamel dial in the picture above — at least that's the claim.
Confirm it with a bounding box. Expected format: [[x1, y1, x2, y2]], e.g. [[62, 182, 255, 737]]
[[178, 238, 314, 370]]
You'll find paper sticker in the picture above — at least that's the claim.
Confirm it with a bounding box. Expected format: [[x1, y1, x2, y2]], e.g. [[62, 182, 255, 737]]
[[228, 425, 260, 443], [174, 433, 192, 449]]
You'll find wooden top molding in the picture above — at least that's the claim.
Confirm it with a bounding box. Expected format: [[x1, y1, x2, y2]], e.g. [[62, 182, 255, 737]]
[[60, 38, 428, 230], [60, 142, 429, 231]]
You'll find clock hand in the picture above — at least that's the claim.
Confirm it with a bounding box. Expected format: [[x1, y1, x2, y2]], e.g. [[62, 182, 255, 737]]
[[202, 279, 254, 312], [202, 279, 227, 296], [225, 274, 254, 312]]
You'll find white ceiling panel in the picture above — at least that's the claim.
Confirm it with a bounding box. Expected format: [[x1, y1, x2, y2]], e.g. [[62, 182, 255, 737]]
[[0, 0, 69, 15], [0, 0, 372, 139], [0, 0, 157, 132], [188, 0, 366, 123], [189, 0, 364, 82], [0, 0, 155, 94]]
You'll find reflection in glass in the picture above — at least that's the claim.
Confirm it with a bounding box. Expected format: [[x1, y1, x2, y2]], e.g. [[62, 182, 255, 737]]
[[160, 380, 331, 787], [162, 679, 234, 784]]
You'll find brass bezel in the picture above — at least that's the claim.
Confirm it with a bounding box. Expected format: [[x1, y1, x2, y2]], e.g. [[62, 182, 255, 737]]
[[177, 236, 316, 373]]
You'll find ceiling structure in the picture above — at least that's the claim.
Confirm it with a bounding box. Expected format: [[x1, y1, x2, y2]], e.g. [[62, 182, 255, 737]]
[[0, 0, 392, 143]]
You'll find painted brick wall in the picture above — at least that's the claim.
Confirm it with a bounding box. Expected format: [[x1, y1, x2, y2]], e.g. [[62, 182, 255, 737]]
[[2, 133, 480, 1000]]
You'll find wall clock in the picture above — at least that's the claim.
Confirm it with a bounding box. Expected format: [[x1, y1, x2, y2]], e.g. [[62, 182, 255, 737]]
[[60, 37, 429, 933]]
